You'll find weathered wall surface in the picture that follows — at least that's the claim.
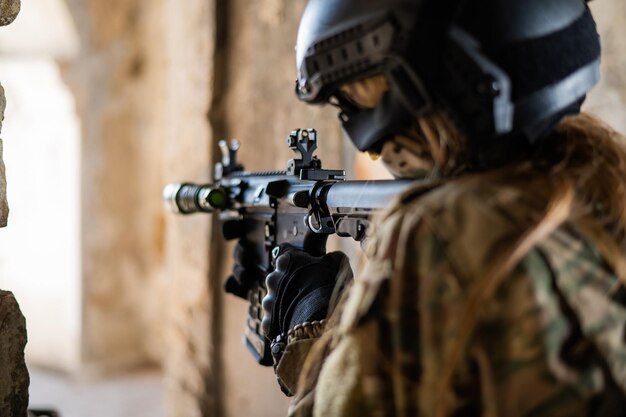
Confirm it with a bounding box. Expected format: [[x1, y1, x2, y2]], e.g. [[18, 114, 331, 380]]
[[0, 0, 20, 227], [63, 0, 174, 371], [160, 1, 218, 416], [0, 0, 19, 26], [62, 0, 221, 413], [585, 2, 626, 134], [0, 86, 6, 227], [0, 291, 28, 417], [0, 2, 28, 417], [0, 0, 83, 371]]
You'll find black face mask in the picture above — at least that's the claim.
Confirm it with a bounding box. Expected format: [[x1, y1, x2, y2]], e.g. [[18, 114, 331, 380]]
[[337, 58, 432, 153]]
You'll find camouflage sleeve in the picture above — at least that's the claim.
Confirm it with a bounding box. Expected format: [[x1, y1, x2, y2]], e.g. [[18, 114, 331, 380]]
[[289, 212, 446, 417], [357, 214, 591, 417], [539, 229, 626, 397], [288, 206, 622, 417], [275, 337, 321, 396], [474, 249, 602, 417]]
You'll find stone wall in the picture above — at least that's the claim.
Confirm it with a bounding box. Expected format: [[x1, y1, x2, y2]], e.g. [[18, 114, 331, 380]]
[[0, 91, 7, 227], [160, 1, 217, 416], [0, 0, 20, 227], [0, 291, 28, 417], [63, 0, 175, 371], [0, 2, 29, 417], [0, 0, 83, 370], [60, 0, 222, 412], [0, 0, 19, 26]]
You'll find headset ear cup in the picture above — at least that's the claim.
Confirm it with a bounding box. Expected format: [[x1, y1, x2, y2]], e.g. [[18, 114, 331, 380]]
[[440, 26, 513, 140]]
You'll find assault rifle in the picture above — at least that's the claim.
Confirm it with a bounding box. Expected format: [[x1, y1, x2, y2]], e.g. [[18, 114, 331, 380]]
[[163, 128, 413, 366]]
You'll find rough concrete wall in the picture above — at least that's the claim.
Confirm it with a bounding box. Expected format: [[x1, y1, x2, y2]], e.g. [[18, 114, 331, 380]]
[[0, 85, 6, 227], [221, 0, 344, 174], [62, 0, 173, 371], [0, 2, 28, 416], [0, 291, 28, 417], [59, 1, 220, 414], [585, 1, 626, 134], [0, 0, 20, 227], [160, 0, 219, 416], [0, 0, 19, 26]]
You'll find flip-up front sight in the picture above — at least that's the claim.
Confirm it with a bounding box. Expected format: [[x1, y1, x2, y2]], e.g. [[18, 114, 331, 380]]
[[287, 129, 345, 181]]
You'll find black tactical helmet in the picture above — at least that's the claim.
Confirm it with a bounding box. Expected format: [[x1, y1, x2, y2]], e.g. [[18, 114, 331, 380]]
[[295, 0, 601, 154]]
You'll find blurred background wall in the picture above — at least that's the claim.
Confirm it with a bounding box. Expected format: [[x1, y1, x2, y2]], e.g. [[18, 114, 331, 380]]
[[0, 0, 82, 372], [0, 0, 623, 416]]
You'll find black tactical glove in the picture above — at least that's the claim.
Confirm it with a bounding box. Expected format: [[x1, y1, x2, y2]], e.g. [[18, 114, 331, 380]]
[[223, 220, 266, 300], [261, 244, 352, 343]]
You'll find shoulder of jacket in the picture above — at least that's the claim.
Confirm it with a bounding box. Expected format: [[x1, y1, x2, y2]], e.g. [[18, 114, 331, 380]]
[[374, 175, 542, 279], [385, 175, 529, 237]]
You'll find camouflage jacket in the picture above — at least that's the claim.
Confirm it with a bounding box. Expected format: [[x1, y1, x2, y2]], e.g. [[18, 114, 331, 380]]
[[279, 173, 626, 417]]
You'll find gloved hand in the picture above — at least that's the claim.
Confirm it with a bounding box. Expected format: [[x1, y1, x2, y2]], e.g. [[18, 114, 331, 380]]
[[261, 244, 353, 343], [224, 239, 267, 299]]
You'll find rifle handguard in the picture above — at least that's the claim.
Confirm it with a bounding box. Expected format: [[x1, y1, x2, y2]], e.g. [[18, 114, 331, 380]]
[[163, 128, 417, 367]]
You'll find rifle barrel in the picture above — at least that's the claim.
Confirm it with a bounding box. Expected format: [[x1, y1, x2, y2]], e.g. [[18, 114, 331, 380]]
[[323, 180, 416, 210]]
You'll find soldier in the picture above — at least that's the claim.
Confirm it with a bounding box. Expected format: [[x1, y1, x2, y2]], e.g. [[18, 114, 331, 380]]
[[229, 0, 626, 415]]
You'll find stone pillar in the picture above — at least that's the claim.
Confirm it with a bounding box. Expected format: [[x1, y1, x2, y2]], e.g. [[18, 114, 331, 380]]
[[0, 291, 28, 417], [0, 0, 19, 26], [0, 2, 29, 417], [0, 0, 20, 227], [0, 88, 7, 227], [62, 0, 175, 372], [161, 0, 217, 416]]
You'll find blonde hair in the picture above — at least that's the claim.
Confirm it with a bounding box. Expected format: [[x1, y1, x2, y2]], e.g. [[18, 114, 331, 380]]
[[434, 114, 626, 416]]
